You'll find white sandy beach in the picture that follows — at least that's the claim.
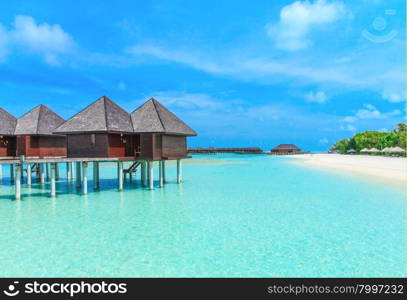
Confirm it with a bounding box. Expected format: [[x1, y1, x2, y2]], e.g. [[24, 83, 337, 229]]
[[290, 154, 407, 184]]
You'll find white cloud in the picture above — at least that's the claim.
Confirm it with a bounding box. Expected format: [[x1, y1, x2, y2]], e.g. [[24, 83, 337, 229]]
[[343, 116, 357, 123], [0, 15, 75, 65], [319, 138, 329, 144], [382, 90, 404, 103], [305, 91, 328, 103], [342, 104, 401, 127], [266, 0, 346, 51], [340, 124, 356, 131]]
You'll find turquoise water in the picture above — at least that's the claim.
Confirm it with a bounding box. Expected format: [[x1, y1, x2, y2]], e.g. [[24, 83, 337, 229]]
[[0, 154, 405, 277]]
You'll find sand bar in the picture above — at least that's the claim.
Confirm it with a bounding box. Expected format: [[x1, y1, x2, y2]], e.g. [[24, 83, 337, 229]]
[[289, 154, 406, 184]]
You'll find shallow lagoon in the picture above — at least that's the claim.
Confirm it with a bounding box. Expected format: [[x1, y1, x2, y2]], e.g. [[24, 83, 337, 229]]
[[0, 154, 405, 277]]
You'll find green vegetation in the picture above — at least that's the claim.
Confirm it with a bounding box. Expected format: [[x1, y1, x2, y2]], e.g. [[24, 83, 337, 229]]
[[330, 123, 407, 155]]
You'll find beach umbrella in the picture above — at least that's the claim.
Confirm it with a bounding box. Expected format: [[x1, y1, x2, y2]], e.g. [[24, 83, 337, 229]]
[[361, 148, 369, 152], [389, 146, 405, 153], [368, 148, 380, 153], [381, 147, 390, 152], [347, 149, 356, 153]]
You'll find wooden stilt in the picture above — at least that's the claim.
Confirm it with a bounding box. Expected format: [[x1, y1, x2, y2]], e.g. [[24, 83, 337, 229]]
[[141, 162, 146, 186], [70, 162, 75, 181], [162, 160, 166, 183], [93, 162, 99, 190], [55, 163, 59, 180], [10, 164, 15, 184], [118, 161, 123, 191], [40, 163, 45, 184], [159, 161, 164, 187], [0, 164, 2, 182], [15, 164, 21, 200], [76, 162, 81, 188], [66, 162, 71, 181], [148, 161, 154, 190], [20, 163, 24, 180], [50, 163, 56, 197], [27, 163, 32, 186], [46, 163, 50, 180], [82, 162, 88, 195], [177, 159, 182, 183]]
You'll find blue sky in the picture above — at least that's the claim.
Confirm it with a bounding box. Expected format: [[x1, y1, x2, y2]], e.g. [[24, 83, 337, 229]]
[[0, 0, 405, 150]]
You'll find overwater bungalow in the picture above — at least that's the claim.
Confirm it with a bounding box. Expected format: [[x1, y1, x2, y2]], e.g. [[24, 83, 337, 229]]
[[271, 144, 301, 154], [0, 108, 17, 158], [130, 98, 197, 160], [14, 105, 66, 157], [53, 96, 135, 158]]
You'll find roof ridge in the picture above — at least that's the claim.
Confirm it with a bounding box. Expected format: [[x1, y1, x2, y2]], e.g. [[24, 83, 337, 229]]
[[152, 99, 166, 132], [36, 105, 44, 134], [103, 96, 109, 131]]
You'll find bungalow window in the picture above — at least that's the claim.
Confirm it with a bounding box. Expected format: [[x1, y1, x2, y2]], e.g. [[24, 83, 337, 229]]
[[90, 134, 96, 146]]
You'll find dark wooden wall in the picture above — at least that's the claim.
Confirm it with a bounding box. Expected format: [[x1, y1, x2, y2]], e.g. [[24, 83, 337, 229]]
[[16, 135, 66, 157], [67, 134, 109, 158], [0, 136, 16, 157], [162, 135, 186, 158]]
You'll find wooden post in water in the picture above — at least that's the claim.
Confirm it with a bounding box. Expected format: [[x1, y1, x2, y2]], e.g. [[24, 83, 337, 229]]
[[140, 162, 146, 186], [66, 162, 71, 181], [118, 161, 123, 191], [40, 163, 45, 184], [159, 161, 164, 187], [10, 164, 14, 184], [76, 162, 81, 188], [15, 164, 21, 200], [177, 159, 182, 183], [55, 163, 60, 180], [93, 162, 99, 190], [0, 164, 2, 183], [82, 162, 88, 195], [46, 163, 50, 181], [148, 161, 154, 190], [50, 163, 56, 197], [70, 162, 75, 181], [27, 163, 32, 186], [162, 160, 166, 183]]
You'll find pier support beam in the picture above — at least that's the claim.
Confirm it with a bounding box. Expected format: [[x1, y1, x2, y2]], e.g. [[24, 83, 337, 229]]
[[10, 164, 14, 184], [46, 163, 50, 181], [177, 159, 182, 183], [55, 163, 59, 180], [118, 161, 123, 191], [27, 163, 32, 186], [148, 161, 154, 190], [15, 164, 21, 200], [141, 162, 146, 186], [66, 162, 71, 181], [82, 162, 88, 195], [0, 164, 2, 182], [70, 162, 75, 181], [162, 160, 166, 183], [40, 163, 45, 184], [159, 161, 164, 187], [93, 162, 99, 190], [50, 163, 56, 197], [76, 162, 81, 188]]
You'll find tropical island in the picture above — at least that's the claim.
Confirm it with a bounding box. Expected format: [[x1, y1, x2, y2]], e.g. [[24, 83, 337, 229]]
[[329, 123, 406, 156]]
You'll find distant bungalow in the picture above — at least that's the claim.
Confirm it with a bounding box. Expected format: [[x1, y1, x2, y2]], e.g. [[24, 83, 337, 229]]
[[271, 144, 301, 154], [0, 105, 66, 158], [0, 108, 17, 157], [53, 96, 196, 160]]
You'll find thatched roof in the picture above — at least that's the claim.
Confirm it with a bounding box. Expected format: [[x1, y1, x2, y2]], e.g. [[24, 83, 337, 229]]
[[131, 98, 196, 136], [0, 108, 17, 135], [54, 96, 133, 134], [14, 105, 65, 135], [272, 144, 301, 151]]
